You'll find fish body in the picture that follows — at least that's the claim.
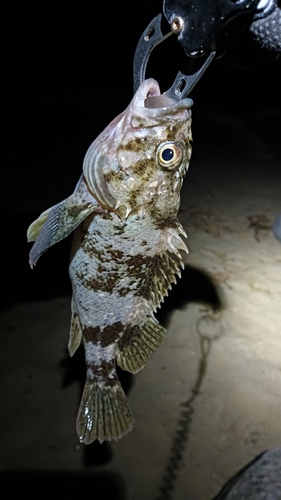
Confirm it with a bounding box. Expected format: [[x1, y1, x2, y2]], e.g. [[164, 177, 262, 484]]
[[27, 79, 193, 444]]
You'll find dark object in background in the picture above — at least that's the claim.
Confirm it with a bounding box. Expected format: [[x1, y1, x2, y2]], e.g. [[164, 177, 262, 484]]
[[163, 0, 280, 60], [213, 448, 281, 499], [273, 212, 281, 241], [250, 4, 281, 53]]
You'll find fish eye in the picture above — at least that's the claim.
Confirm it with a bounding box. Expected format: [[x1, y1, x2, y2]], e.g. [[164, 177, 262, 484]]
[[156, 141, 183, 171]]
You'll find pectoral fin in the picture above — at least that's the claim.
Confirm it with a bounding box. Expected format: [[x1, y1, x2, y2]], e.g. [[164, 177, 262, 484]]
[[27, 175, 104, 267], [27, 209, 50, 242]]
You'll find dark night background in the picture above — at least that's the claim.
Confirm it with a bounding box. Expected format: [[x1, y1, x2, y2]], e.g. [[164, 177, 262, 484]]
[[4, 0, 280, 307]]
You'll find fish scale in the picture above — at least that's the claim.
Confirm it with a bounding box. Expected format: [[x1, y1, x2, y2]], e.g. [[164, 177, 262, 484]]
[[27, 78, 193, 443]]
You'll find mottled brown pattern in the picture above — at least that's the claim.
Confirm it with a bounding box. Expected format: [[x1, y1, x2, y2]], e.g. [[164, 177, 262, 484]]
[[107, 248, 124, 260], [66, 204, 92, 219], [83, 322, 124, 346], [149, 198, 180, 224], [81, 235, 125, 262], [125, 250, 182, 304], [152, 217, 180, 231], [166, 122, 186, 141], [77, 270, 120, 294], [117, 286, 132, 297], [86, 358, 119, 388], [128, 187, 145, 209], [130, 158, 156, 177], [119, 137, 144, 152], [117, 324, 140, 351], [126, 253, 151, 272], [78, 243, 181, 304], [104, 170, 125, 184], [110, 223, 126, 236]]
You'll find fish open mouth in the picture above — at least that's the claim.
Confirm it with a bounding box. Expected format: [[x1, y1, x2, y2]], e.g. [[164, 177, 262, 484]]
[[145, 90, 177, 109], [131, 79, 176, 110], [141, 79, 177, 109], [133, 78, 193, 111], [130, 79, 192, 129]]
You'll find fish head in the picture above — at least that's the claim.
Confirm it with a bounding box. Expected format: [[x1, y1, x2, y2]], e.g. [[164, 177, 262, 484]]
[[83, 79, 192, 220]]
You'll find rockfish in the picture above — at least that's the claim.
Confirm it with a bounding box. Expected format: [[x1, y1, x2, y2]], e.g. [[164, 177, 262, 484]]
[[27, 79, 193, 444]]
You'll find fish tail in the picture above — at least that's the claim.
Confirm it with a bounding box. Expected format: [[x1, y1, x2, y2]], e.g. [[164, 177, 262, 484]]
[[76, 379, 134, 444]]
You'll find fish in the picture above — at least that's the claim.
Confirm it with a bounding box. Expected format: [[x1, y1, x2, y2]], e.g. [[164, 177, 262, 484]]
[[27, 78, 193, 444]]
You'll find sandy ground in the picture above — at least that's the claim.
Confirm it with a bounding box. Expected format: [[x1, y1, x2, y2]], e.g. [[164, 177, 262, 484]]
[[1, 68, 281, 498]]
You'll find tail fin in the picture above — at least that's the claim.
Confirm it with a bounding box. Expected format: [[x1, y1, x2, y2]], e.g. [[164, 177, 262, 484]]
[[76, 379, 134, 444]]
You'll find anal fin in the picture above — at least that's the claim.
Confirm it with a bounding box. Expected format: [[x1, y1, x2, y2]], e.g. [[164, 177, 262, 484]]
[[76, 380, 134, 444], [68, 300, 82, 357], [116, 316, 165, 374]]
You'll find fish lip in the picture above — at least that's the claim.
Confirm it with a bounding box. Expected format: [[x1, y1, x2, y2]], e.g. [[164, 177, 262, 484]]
[[133, 78, 161, 106]]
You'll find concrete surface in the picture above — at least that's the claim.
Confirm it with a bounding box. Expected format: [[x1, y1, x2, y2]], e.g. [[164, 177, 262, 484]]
[[1, 92, 281, 499]]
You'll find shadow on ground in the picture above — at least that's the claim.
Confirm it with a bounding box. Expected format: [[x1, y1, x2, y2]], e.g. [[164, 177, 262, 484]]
[[0, 471, 127, 499]]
